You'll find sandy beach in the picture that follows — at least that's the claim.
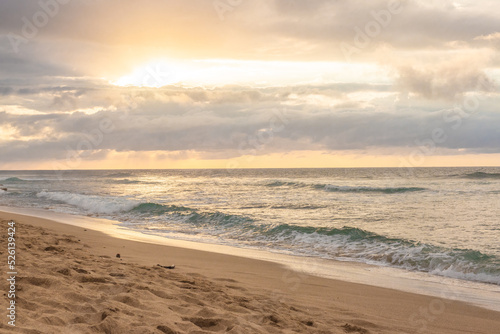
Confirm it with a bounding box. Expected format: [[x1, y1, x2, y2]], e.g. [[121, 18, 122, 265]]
[[0, 210, 499, 334]]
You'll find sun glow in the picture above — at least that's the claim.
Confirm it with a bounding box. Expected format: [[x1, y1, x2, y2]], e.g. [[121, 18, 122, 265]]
[[112, 59, 388, 88], [112, 60, 189, 88]]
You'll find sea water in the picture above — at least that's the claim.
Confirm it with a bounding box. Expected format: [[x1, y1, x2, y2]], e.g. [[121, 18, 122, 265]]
[[1, 167, 499, 291]]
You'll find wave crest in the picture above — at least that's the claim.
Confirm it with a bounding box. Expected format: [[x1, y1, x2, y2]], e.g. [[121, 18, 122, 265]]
[[131, 203, 192, 215], [109, 179, 141, 184], [32, 189, 499, 285], [256, 225, 500, 284], [2, 177, 26, 182], [322, 185, 426, 193], [264, 180, 426, 194], [37, 191, 138, 214], [462, 172, 500, 179]]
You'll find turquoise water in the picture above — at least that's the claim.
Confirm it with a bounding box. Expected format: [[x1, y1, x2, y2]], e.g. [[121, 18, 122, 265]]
[[1, 167, 499, 284]]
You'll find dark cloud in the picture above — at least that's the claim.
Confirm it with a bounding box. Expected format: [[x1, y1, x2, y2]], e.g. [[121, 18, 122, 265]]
[[1, 0, 500, 61], [1, 84, 500, 164], [244, 0, 500, 60]]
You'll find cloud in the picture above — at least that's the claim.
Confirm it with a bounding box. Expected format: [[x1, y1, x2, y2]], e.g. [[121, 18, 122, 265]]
[[395, 57, 496, 100], [1, 0, 500, 63], [1, 0, 500, 167], [1, 84, 500, 164], [473, 32, 500, 52], [244, 0, 500, 60], [474, 32, 500, 41]]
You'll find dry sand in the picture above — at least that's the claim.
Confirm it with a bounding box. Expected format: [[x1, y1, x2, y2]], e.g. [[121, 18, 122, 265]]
[[0, 210, 499, 334]]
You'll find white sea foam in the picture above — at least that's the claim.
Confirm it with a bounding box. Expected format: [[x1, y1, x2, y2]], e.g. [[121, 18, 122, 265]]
[[36, 191, 138, 214], [244, 227, 500, 285], [429, 267, 500, 285]]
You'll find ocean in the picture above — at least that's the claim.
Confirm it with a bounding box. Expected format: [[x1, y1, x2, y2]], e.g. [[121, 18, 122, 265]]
[[1, 167, 500, 287]]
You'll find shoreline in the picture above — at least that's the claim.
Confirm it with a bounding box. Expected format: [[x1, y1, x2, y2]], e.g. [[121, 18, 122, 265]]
[[1, 209, 500, 333], [2, 205, 500, 313]]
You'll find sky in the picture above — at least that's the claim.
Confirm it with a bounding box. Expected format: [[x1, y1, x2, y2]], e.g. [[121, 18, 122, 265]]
[[0, 0, 499, 170]]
